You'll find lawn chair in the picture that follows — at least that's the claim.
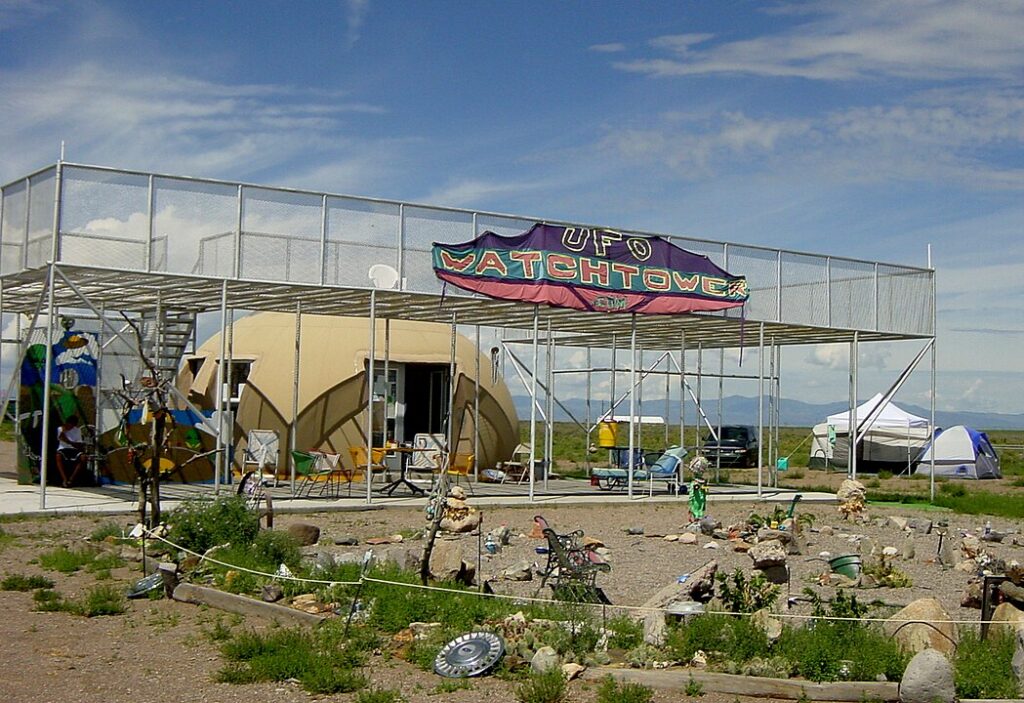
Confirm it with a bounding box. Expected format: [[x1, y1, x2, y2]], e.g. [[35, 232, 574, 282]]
[[292, 450, 334, 497], [447, 452, 475, 494], [243, 429, 280, 486], [535, 515, 611, 603], [348, 445, 387, 485]]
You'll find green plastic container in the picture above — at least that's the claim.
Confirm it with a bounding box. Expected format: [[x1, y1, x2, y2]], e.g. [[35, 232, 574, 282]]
[[776, 457, 789, 471], [828, 554, 862, 580]]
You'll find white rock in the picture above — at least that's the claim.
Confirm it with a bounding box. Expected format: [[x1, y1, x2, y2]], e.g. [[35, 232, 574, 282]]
[[561, 663, 586, 681], [679, 533, 698, 545], [899, 649, 955, 703], [702, 541, 719, 550], [882, 546, 899, 557], [531, 646, 560, 674]]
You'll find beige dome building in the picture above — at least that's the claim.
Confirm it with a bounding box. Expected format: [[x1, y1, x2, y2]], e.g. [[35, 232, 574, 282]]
[[176, 312, 520, 475]]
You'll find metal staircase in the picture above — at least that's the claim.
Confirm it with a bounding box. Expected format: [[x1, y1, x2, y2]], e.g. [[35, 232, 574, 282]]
[[140, 309, 196, 382]]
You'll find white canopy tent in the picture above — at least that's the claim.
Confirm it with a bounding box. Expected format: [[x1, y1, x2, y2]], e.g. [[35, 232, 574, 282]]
[[810, 393, 933, 471]]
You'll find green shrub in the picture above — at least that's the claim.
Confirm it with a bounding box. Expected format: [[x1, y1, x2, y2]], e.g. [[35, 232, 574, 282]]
[[716, 569, 780, 613], [1, 573, 54, 591], [89, 522, 124, 542], [167, 497, 260, 554], [664, 614, 770, 664], [38, 546, 100, 573], [355, 688, 404, 703], [32, 588, 64, 612], [250, 530, 302, 567], [605, 616, 644, 651], [955, 628, 1018, 698], [432, 678, 473, 694], [777, 618, 904, 682], [596, 675, 653, 703], [75, 584, 127, 616], [685, 675, 705, 696], [516, 668, 566, 703], [877, 470, 893, 480]]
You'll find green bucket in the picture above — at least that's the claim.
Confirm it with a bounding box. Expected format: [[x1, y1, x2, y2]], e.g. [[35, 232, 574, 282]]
[[828, 554, 862, 580], [776, 457, 789, 471]]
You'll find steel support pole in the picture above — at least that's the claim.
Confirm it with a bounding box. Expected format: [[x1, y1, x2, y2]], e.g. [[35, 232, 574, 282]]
[[473, 324, 480, 480], [39, 265, 57, 509], [545, 320, 553, 490], [850, 332, 860, 480], [384, 318, 391, 444], [290, 301, 302, 494], [696, 343, 703, 449], [366, 291, 376, 504], [716, 347, 724, 482], [774, 342, 781, 488], [757, 321, 765, 497], [447, 311, 458, 477], [214, 281, 227, 494], [929, 247, 937, 502], [664, 351, 670, 448], [627, 313, 637, 499], [585, 346, 592, 472], [529, 306, 539, 502], [680, 332, 686, 449]]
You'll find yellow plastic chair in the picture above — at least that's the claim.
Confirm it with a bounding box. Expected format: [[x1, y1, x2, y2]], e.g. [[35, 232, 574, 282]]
[[447, 452, 475, 494], [348, 446, 387, 485]]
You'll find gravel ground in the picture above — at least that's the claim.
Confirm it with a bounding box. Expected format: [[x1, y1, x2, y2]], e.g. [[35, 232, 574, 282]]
[[0, 497, 1019, 703]]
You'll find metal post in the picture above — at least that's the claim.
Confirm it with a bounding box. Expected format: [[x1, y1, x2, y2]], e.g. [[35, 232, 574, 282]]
[[680, 331, 686, 449], [609, 334, 617, 468], [145, 175, 154, 272], [929, 246, 937, 502], [214, 280, 227, 494], [319, 194, 328, 285], [627, 313, 637, 499], [545, 320, 553, 491], [695, 343, 703, 450], [473, 324, 480, 481], [446, 311, 458, 479], [850, 332, 859, 480], [757, 323, 764, 498], [529, 306, 539, 502], [366, 291, 376, 504], [585, 346, 592, 472], [716, 347, 724, 482], [290, 301, 302, 494], [774, 341, 781, 488], [233, 185, 243, 278], [664, 350, 670, 449], [39, 265, 56, 509]]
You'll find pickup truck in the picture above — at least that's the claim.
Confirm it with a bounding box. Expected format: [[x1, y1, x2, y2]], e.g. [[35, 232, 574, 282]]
[[701, 425, 759, 467]]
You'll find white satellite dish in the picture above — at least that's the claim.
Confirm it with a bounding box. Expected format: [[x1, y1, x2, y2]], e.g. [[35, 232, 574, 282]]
[[368, 264, 400, 290]]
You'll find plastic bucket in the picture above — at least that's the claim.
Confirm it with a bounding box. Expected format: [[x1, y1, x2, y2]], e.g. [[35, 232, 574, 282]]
[[828, 554, 862, 580], [776, 457, 789, 471], [597, 421, 619, 448]]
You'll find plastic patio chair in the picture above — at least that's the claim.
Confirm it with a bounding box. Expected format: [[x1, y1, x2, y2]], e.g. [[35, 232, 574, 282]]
[[348, 446, 387, 484], [446, 452, 475, 494], [292, 449, 333, 497]]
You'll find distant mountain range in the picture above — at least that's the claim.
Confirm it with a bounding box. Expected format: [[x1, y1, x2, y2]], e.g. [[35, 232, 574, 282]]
[[511, 394, 1024, 430]]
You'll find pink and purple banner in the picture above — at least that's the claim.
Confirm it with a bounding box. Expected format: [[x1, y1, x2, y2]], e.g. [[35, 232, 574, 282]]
[[433, 223, 748, 315]]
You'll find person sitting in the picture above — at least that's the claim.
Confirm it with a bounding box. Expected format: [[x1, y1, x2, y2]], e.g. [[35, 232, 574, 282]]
[[56, 415, 88, 487]]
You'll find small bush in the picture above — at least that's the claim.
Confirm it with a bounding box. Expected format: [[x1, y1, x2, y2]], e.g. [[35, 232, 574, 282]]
[[432, 678, 472, 694], [665, 613, 770, 663], [355, 688, 404, 703], [89, 522, 124, 542], [939, 482, 967, 497], [75, 584, 127, 616], [33, 588, 64, 612], [685, 676, 704, 696], [516, 668, 567, 703], [605, 616, 644, 651], [38, 546, 99, 573], [250, 529, 302, 568], [167, 497, 260, 554], [877, 470, 893, 480], [1, 573, 54, 591], [596, 675, 654, 703], [716, 569, 780, 613], [955, 628, 1018, 698]]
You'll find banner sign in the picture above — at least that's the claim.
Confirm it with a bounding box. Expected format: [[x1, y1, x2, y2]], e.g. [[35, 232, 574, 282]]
[[432, 223, 748, 314]]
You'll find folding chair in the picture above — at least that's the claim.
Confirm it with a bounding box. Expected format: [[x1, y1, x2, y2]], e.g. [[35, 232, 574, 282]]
[[243, 430, 280, 486], [348, 446, 387, 485], [447, 452, 475, 494], [292, 450, 333, 497]]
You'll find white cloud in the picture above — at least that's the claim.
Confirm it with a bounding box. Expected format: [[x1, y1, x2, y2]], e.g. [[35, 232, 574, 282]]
[[421, 178, 548, 208], [346, 0, 369, 49], [0, 0, 52, 31], [614, 1, 1024, 81], [589, 42, 626, 53], [806, 342, 891, 371]]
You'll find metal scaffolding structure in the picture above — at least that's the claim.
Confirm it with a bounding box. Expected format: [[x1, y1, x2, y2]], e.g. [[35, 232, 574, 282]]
[[0, 160, 937, 509]]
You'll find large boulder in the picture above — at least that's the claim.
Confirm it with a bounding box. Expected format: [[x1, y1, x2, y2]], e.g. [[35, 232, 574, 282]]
[[286, 522, 321, 547], [643, 610, 667, 646], [428, 540, 464, 581], [899, 649, 955, 703], [749, 540, 787, 569], [991, 602, 1024, 636], [531, 646, 560, 673], [640, 560, 718, 611], [884, 598, 958, 656]]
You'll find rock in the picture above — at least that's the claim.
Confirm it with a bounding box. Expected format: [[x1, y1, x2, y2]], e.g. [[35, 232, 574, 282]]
[[663, 534, 679, 542], [991, 602, 1024, 636], [899, 649, 955, 703], [702, 541, 719, 550], [334, 535, 359, 546], [901, 538, 915, 561], [954, 559, 977, 574], [889, 516, 909, 531], [938, 534, 957, 567], [261, 583, 284, 602], [732, 540, 751, 553], [643, 610, 667, 646], [440, 509, 482, 534], [836, 479, 867, 519], [749, 540, 787, 569], [594, 547, 611, 558], [409, 621, 441, 639], [961, 535, 982, 560], [884, 598, 958, 656], [690, 650, 708, 668], [449, 485, 467, 500], [1001, 581, 1024, 608], [858, 537, 878, 557], [882, 546, 899, 557], [909, 519, 932, 535], [459, 560, 477, 587], [428, 540, 464, 581], [502, 560, 534, 582], [755, 564, 790, 585], [640, 560, 718, 611], [751, 608, 783, 642], [626, 526, 644, 535], [287, 523, 321, 547], [982, 531, 1005, 543], [1013, 628, 1024, 696], [561, 663, 585, 681], [960, 580, 983, 609], [678, 533, 698, 545], [757, 528, 791, 544], [531, 646, 560, 674], [699, 517, 719, 536], [583, 536, 604, 549], [820, 525, 835, 536], [712, 529, 730, 541], [390, 534, 404, 543]]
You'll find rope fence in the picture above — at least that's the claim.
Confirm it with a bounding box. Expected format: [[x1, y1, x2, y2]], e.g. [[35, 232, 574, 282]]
[[142, 528, 1010, 627]]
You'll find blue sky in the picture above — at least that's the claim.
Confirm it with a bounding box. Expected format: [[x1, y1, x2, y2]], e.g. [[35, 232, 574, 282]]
[[1, 0, 1022, 418]]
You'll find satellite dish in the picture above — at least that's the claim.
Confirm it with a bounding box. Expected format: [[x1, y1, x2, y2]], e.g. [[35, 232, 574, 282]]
[[368, 264, 400, 290]]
